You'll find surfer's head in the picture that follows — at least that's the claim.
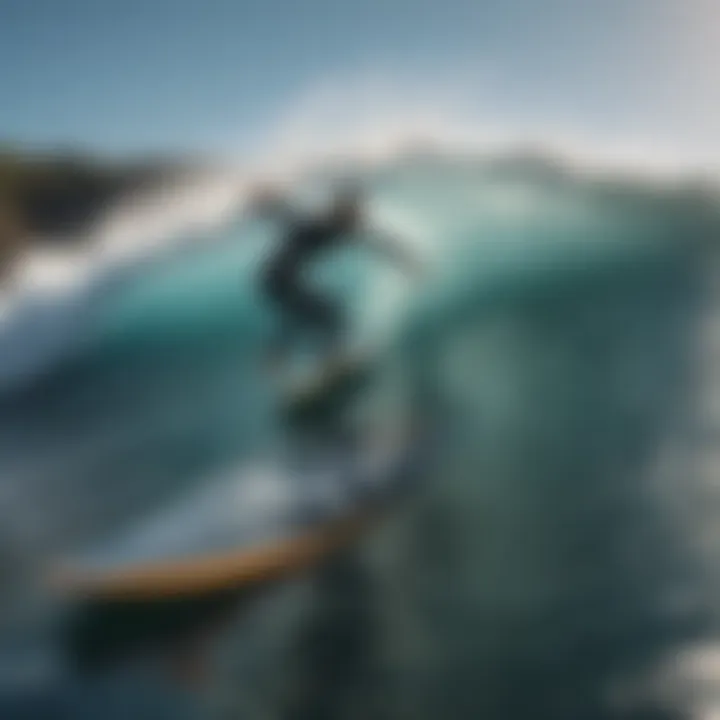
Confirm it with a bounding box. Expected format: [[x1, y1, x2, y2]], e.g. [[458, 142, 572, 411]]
[[329, 186, 364, 231]]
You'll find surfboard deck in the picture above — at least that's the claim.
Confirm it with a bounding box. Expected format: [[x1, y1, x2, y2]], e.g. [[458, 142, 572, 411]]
[[56, 508, 382, 601], [50, 426, 420, 602]]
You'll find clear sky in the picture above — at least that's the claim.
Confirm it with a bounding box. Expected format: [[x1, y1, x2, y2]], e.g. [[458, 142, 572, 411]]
[[1, 0, 717, 162]]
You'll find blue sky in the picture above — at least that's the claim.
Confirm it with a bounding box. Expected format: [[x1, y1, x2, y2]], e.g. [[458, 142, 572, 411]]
[[1, 0, 716, 160]]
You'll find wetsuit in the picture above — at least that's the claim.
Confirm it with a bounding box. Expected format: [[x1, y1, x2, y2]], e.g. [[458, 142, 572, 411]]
[[261, 213, 351, 360]]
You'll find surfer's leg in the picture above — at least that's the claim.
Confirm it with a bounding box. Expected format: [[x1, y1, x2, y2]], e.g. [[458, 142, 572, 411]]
[[262, 264, 345, 368], [287, 283, 344, 363], [309, 293, 343, 358], [262, 270, 302, 370]]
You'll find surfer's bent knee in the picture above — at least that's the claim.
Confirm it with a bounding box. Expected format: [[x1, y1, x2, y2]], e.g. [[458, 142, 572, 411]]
[[261, 265, 291, 305]]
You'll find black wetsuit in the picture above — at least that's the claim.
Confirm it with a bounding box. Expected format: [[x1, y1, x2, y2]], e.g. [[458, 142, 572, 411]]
[[261, 214, 351, 358]]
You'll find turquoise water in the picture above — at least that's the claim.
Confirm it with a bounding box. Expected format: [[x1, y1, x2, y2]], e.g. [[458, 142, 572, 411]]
[[0, 156, 717, 718]]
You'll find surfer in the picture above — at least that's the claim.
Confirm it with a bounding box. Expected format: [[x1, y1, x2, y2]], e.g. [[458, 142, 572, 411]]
[[250, 185, 422, 373]]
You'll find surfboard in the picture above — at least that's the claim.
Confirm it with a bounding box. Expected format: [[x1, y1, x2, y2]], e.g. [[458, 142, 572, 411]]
[[50, 426, 420, 602]]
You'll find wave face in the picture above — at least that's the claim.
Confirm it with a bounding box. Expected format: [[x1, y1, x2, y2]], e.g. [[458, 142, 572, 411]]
[[0, 153, 718, 718]]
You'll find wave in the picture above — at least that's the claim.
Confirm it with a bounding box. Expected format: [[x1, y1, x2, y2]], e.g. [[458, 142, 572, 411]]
[[0, 137, 717, 718], [0, 142, 715, 395]]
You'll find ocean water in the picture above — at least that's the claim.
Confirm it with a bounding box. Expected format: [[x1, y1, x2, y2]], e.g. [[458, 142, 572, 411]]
[[0, 154, 718, 718]]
